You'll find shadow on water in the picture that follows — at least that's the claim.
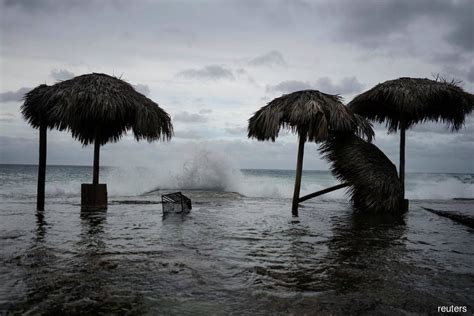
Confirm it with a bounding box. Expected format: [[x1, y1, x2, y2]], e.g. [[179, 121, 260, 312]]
[[62, 210, 146, 314], [326, 212, 408, 293], [78, 210, 107, 250], [161, 212, 190, 223]]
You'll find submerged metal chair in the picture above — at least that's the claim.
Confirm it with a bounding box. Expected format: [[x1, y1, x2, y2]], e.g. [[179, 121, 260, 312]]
[[162, 192, 192, 214]]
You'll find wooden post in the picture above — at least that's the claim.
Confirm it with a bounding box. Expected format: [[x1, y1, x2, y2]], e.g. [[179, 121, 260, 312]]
[[399, 121, 406, 200], [292, 134, 306, 217], [92, 132, 100, 185], [82, 130, 107, 210], [299, 183, 350, 203], [37, 124, 47, 211]]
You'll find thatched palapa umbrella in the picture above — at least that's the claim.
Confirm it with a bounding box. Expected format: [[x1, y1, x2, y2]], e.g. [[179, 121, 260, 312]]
[[320, 133, 403, 213], [248, 90, 374, 216], [22, 73, 173, 210], [348, 77, 473, 206]]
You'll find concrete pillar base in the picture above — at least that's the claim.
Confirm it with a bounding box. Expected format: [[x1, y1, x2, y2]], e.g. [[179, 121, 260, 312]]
[[81, 184, 108, 210]]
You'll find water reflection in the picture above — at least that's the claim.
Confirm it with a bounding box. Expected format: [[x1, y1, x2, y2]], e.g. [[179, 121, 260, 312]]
[[79, 210, 107, 251], [326, 212, 407, 293], [34, 210, 48, 242]]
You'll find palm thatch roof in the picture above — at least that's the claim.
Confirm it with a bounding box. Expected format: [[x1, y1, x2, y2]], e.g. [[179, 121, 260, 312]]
[[248, 90, 374, 142], [21, 84, 68, 131], [21, 73, 173, 145], [320, 133, 403, 213], [348, 77, 474, 132]]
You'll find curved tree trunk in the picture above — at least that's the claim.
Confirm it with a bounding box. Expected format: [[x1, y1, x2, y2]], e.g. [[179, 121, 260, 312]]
[[37, 124, 47, 211], [93, 132, 100, 185], [292, 135, 306, 217]]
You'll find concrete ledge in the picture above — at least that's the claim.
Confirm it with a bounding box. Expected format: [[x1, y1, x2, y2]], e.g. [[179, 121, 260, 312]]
[[81, 183, 108, 210]]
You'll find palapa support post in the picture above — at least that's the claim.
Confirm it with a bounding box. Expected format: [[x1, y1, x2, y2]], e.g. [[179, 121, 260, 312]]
[[93, 132, 100, 185], [81, 130, 107, 210], [37, 124, 47, 211], [292, 134, 306, 217], [399, 120, 409, 211]]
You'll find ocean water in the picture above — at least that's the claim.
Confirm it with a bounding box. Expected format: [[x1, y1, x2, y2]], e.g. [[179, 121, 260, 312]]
[[0, 162, 473, 315]]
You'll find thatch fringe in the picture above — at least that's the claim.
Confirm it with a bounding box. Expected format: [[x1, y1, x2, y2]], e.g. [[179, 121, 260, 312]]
[[348, 77, 474, 132], [320, 133, 403, 213], [248, 90, 374, 142]]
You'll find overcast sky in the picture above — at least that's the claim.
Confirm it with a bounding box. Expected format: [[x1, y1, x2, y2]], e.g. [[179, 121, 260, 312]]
[[0, 0, 473, 173]]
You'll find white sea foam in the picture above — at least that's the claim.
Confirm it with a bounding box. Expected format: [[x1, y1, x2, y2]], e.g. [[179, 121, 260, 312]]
[[1, 148, 472, 200], [103, 147, 344, 199], [102, 147, 472, 200]]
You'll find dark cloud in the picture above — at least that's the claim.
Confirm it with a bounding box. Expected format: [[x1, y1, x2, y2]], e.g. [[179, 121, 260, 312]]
[[467, 66, 474, 83], [265, 80, 313, 93], [0, 87, 30, 103], [247, 51, 286, 67], [132, 83, 150, 96], [437, 65, 474, 88], [233, 68, 259, 86], [51, 69, 75, 81], [444, 1, 474, 51], [2, 0, 99, 13], [329, 0, 472, 53], [430, 51, 469, 65], [266, 77, 364, 95], [3, 0, 57, 11], [173, 111, 208, 123], [199, 109, 212, 114], [177, 65, 234, 81]]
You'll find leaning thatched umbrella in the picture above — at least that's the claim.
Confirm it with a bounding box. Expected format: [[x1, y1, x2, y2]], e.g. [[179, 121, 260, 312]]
[[248, 90, 374, 216], [348, 77, 473, 205], [22, 73, 173, 210], [320, 133, 403, 213]]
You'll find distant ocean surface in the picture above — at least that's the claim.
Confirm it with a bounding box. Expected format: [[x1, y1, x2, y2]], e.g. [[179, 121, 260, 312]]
[[0, 164, 472, 201], [1, 163, 473, 314]]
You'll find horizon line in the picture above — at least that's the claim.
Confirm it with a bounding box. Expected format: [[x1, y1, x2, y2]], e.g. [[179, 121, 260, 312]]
[[0, 163, 472, 175]]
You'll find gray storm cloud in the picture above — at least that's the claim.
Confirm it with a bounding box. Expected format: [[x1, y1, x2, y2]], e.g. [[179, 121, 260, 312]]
[[173, 111, 208, 123], [0, 0, 472, 172], [50, 69, 75, 81], [266, 77, 364, 95], [0, 87, 30, 102], [247, 51, 286, 67], [177, 65, 235, 81]]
